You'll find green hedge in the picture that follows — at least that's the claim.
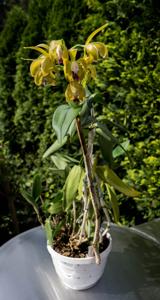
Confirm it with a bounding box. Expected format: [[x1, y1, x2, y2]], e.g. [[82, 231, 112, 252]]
[[0, 0, 160, 243], [82, 0, 160, 224]]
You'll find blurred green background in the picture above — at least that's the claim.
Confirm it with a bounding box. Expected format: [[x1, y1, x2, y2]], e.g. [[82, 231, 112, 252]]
[[0, 0, 160, 245]]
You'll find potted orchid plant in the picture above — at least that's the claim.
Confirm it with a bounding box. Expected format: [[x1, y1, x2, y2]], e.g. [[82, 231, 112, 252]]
[[22, 24, 139, 290]]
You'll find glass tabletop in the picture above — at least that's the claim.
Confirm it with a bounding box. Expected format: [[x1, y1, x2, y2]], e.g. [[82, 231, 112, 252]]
[[0, 224, 160, 300]]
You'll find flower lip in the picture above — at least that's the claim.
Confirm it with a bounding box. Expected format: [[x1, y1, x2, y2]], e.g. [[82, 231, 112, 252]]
[[71, 61, 80, 80], [56, 45, 63, 65], [71, 61, 79, 74]]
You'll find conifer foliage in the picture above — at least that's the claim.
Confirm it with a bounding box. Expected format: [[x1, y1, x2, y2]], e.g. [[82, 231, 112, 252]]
[[0, 0, 159, 243]]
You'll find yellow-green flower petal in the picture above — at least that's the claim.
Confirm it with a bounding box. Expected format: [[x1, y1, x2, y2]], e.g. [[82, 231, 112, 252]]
[[24, 46, 49, 57], [43, 73, 56, 86], [36, 43, 49, 50], [41, 56, 54, 76], [87, 64, 97, 80], [64, 60, 72, 81], [64, 59, 86, 82], [92, 42, 108, 58], [65, 83, 73, 100], [49, 39, 68, 63], [34, 70, 43, 86], [69, 48, 77, 61], [71, 61, 85, 81], [85, 23, 108, 45], [30, 58, 42, 77], [65, 81, 85, 102], [85, 43, 99, 62], [84, 42, 108, 63]]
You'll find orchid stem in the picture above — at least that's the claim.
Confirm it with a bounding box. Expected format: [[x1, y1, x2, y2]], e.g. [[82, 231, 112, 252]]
[[76, 117, 101, 264]]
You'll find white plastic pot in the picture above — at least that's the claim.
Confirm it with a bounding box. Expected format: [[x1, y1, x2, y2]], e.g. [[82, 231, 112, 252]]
[[47, 233, 112, 290]]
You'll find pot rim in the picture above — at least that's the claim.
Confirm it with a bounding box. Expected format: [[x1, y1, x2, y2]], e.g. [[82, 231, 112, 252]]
[[47, 232, 112, 264]]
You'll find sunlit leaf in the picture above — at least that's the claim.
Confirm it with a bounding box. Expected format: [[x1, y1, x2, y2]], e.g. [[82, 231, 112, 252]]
[[65, 165, 84, 209], [77, 169, 85, 200], [51, 153, 69, 170], [113, 139, 130, 158], [106, 184, 119, 223], [96, 165, 140, 197], [52, 104, 81, 143], [68, 119, 76, 137], [51, 153, 79, 170], [43, 137, 68, 159]]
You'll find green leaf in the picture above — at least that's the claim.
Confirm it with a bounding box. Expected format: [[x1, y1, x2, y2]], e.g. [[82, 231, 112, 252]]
[[106, 184, 119, 223], [96, 165, 140, 197], [52, 220, 64, 240], [63, 155, 79, 164], [48, 202, 63, 214], [113, 140, 130, 158], [21, 189, 35, 206], [65, 165, 84, 209], [88, 93, 103, 103], [43, 136, 68, 159], [51, 153, 79, 170], [51, 153, 69, 170], [68, 119, 76, 137], [21, 189, 41, 221], [80, 100, 91, 126], [96, 123, 117, 144], [44, 218, 53, 245], [77, 169, 85, 200], [48, 191, 64, 214], [52, 104, 81, 143], [96, 123, 117, 165], [49, 168, 67, 178], [98, 134, 113, 166], [32, 174, 42, 201]]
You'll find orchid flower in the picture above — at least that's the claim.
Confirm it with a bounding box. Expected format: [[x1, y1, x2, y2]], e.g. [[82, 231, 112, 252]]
[[26, 23, 108, 101]]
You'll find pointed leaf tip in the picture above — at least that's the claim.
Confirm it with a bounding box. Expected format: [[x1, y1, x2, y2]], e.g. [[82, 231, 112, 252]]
[[97, 165, 140, 197], [32, 174, 42, 201]]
